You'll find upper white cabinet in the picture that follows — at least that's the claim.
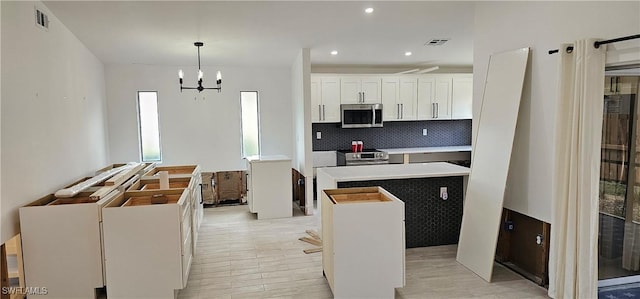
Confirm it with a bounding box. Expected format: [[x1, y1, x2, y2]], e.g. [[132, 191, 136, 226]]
[[312, 73, 471, 123], [381, 77, 400, 121], [311, 75, 341, 123], [417, 74, 472, 120], [433, 75, 453, 119], [451, 74, 473, 119], [382, 76, 417, 121], [417, 76, 437, 120], [399, 77, 418, 120], [341, 76, 382, 104]]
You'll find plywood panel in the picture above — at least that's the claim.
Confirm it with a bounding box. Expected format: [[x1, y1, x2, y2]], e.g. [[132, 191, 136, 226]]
[[456, 48, 530, 282]]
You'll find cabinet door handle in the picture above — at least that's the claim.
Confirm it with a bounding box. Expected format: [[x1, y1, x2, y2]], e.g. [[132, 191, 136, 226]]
[[435, 103, 439, 118], [322, 105, 326, 120], [432, 103, 435, 118], [401, 103, 404, 119], [397, 104, 400, 119], [319, 104, 322, 120]]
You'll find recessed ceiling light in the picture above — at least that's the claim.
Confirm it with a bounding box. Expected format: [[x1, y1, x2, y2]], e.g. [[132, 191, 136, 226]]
[[405, 52, 412, 56], [365, 8, 374, 14], [331, 50, 338, 55]]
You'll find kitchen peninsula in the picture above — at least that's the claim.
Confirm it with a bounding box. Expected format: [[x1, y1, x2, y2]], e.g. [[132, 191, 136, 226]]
[[316, 162, 470, 248]]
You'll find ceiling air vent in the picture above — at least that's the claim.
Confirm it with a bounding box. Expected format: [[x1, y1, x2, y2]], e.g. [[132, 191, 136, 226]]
[[425, 38, 449, 46], [35, 7, 49, 30]]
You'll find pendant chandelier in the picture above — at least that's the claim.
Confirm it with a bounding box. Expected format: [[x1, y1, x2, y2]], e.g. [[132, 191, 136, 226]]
[[178, 42, 222, 93]]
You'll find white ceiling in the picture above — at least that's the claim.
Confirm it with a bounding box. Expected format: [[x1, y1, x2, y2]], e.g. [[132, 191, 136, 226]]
[[43, 1, 475, 68]]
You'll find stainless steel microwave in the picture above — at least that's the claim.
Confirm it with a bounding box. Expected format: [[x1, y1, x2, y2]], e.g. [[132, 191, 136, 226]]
[[340, 104, 383, 128]]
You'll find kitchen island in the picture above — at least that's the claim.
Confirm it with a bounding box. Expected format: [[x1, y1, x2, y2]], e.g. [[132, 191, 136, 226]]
[[316, 162, 470, 248]]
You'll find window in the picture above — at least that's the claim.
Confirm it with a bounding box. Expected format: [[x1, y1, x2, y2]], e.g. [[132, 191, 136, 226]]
[[241, 91, 260, 157], [137, 91, 162, 162]]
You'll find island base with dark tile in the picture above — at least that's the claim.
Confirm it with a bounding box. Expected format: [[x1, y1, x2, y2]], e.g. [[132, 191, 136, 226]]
[[338, 176, 464, 248]]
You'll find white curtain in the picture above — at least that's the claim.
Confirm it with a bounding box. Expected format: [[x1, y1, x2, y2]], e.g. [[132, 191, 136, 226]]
[[549, 39, 606, 299]]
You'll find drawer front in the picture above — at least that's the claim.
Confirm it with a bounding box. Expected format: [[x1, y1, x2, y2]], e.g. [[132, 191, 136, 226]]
[[182, 230, 193, 285], [182, 209, 192, 245]]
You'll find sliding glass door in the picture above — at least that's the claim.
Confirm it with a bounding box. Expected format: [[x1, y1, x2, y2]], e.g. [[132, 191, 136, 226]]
[[599, 71, 640, 285]]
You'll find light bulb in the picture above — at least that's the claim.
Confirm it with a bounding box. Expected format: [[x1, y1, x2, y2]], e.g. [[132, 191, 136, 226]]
[[178, 69, 184, 79], [198, 70, 203, 80], [216, 71, 222, 81]]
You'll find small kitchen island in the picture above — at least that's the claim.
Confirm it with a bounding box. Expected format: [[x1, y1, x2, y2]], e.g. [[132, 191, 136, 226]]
[[316, 162, 470, 248]]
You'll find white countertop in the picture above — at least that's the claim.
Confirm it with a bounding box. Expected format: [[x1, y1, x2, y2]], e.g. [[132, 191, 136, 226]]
[[246, 155, 291, 162], [377, 146, 472, 155], [313, 151, 337, 167], [316, 162, 470, 182]]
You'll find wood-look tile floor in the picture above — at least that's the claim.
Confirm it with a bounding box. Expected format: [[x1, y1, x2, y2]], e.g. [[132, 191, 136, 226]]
[[178, 204, 549, 299]]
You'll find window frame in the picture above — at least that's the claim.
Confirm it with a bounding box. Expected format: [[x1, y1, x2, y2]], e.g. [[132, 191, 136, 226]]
[[136, 90, 163, 162]]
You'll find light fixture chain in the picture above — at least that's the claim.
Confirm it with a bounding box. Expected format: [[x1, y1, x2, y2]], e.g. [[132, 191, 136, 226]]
[[197, 45, 201, 70]]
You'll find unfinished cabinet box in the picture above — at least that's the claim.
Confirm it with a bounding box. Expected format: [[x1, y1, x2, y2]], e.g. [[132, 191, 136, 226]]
[[142, 164, 199, 179], [322, 187, 405, 299], [102, 189, 191, 299], [201, 172, 215, 204], [213, 170, 245, 204], [246, 156, 292, 219], [129, 173, 202, 255], [141, 164, 203, 241], [19, 187, 121, 299]]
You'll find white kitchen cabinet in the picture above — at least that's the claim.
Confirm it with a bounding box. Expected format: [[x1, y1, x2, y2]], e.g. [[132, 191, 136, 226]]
[[399, 77, 418, 120], [382, 76, 417, 121], [321, 187, 405, 299], [417, 75, 435, 120], [433, 75, 452, 119], [246, 155, 292, 219], [18, 163, 147, 299], [418, 74, 473, 120], [340, 76, 382, 104], [417, 75, 453, 120], [311, 75, 341, 123], [103, 189, 191, 299], [19, 190, 121, 299], [381, 77, 400, 121], [417, 74, 453, 120], [452, 74, 473, 119]]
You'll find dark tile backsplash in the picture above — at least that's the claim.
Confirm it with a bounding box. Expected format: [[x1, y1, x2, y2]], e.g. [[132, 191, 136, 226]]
[[312, 119, 472, 151]]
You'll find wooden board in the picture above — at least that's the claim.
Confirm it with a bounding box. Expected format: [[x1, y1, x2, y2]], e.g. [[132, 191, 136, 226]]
[[330, 192, 390, 204], [47, 196, 97, 205], [140, 182, 190, 190], [299, 237, 322, 246], [104, 163, 145, 186], [122, 194, 182, 207], [144, 165, 198, 176], [306, 230, 321, 240], [303, 247, 322, 254], [456, 48, 530, 282]]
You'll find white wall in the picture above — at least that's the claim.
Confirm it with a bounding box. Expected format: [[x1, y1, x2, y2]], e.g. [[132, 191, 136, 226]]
[[474, 1, 640, 223], [105, 64, 292, 172], [291, 49, 313, 214], [0, 1, 110, 243]]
